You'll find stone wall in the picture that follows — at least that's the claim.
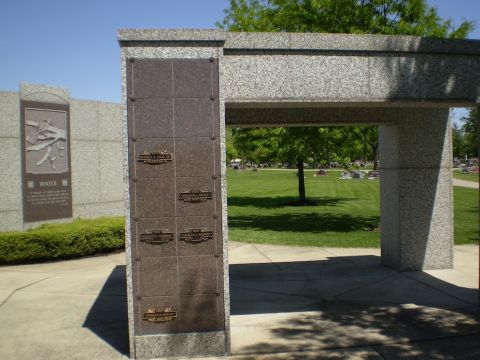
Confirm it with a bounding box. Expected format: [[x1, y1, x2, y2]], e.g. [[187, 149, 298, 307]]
[[0, 84, 123, 231]]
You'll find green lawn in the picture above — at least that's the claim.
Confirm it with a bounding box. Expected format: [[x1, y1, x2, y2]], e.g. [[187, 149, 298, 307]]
[[227, 168, 479, 247], [453, 170, 479, 183]]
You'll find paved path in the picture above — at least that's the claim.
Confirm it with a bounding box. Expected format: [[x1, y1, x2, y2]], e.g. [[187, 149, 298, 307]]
[[0, 243, 478, 360], [453, 178, 479, 189]]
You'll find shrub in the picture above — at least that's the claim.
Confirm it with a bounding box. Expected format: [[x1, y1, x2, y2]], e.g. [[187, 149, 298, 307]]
[[0, 217, 125, 265]]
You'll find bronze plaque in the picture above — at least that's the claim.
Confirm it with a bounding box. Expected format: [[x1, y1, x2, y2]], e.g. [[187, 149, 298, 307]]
[[179, 229, 213, 243], [21, 101, 72, 222], [140, 229, 174, 244], [138, 150, 172, 165], [178, 190, 213, 203], [143, 307, 177, 322]]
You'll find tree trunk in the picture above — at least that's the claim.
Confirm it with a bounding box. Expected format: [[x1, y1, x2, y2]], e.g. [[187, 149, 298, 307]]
[[297, 159, 306, 202], [373, 144, 379, 170]]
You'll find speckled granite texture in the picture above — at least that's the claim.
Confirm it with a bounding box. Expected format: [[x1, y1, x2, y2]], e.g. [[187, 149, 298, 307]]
[[118, 29, 479, 359], [134, 331, 226, 359], [380, 108, 453, 271], [0, 84, 123, 232]]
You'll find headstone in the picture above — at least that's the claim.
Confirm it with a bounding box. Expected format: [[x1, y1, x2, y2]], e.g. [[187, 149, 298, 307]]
[[352, 170, 365, 179], [314, 169, 327, 176], [367, 170, 380, 179], [339, 171, 352, 180]]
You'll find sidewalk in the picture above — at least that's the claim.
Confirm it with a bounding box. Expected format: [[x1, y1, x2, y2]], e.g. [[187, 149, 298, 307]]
[[453, 177, 479, 189], [0, 243, 478, 360]]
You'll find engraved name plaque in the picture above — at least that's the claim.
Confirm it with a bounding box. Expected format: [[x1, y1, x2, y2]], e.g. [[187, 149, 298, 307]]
[[143, 308, 177, 322], [140, 229, 174, 244], [179, 228, 213, 243], [138, 150, 173, 165], [178, 190, 213, 203]]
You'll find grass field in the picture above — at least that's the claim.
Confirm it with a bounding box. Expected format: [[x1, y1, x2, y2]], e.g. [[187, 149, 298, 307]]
[[227, 168, 479, 247], [453, 170, 479, 183]]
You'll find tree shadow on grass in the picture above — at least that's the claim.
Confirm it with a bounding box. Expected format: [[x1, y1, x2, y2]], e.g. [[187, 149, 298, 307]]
[[228, 213, 379, 233], [227, 196, 355, 208]]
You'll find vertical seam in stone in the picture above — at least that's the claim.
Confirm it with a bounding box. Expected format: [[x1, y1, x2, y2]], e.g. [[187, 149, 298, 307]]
[[210, 59, 220, 329], [123, 51, 136, 358], [172, 59, 180, 332], [130, 60, 141, 340]]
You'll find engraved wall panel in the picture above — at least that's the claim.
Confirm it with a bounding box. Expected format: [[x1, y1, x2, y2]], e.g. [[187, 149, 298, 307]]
[[135, 218, 176, 257], [127, 57, 223, 337], [20, 101, 73, 222], [136, 296, 179, 335], [132, 138, 174, 178]]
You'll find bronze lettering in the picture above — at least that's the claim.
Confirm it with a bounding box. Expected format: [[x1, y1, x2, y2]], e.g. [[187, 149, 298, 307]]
[[143, 307, 177, 322], [178, 190, 212, 203], [180, 228, 213, 243], [138, 150, 172, 165], [140, 229, 174, 244]]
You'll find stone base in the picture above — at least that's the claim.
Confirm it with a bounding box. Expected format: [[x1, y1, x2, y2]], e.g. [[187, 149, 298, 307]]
[[134, 331, 227, 359]]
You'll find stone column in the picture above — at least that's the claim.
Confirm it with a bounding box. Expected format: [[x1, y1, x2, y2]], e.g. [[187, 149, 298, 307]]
[[379, 108, 453, 271], [121, 44, 228, 358]]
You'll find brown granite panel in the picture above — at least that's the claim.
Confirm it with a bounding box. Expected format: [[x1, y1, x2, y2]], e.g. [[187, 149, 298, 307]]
[[136, 296, 179, 335], [132, 59, 173, 99], [178, 256, 218, 295], [132, 98, 174, 139], [134, 178, 175, 218], [136, 218, 176, 258], [216, 256, 224, 294], [212, 139, 222, 179], [173, 59, 215, 98], [175, 138, 214, 178], [174, 98, 215, 138], [138, 257, 177, 297], [215, 217, 223, 256], [177, 216, 215, 256], [217, 293, 225, 330], [178, 295, 221, 332], [132, 138, 175, 179], [176, 177, 215, 217]]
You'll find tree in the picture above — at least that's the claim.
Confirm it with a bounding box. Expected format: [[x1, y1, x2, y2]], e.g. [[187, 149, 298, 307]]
[[219, 0, 473, 201], [218, 0, 473, 38], [225, 128, 239, 163], [452, 122, 466, 159], [461, 108, 479, 158]]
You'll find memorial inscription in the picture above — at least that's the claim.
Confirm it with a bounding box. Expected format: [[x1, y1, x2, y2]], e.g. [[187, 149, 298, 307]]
[[143, 308, 177, 322], [137, 150, 173, 165], [20, 101, 72, 222], [178, 190, 213, 203], [140, 229, 174, 244], [179, 229, 213, 243]]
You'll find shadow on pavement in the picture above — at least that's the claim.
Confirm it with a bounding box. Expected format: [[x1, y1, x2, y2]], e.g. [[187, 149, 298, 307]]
[[83, 265, 129, 357], [230, 256, 480, 358]]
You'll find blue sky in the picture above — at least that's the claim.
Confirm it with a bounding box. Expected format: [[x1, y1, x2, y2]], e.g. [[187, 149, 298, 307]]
[[1, 0, 478, 123]]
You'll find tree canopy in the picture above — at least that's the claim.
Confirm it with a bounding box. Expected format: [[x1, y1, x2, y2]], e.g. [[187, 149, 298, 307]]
[[219, 0, 474, 202], [453, 108, 479, 159], [218, 0, 473, 38]]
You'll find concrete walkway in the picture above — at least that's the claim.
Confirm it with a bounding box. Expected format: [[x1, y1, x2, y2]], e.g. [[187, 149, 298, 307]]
[[453, 178, 479, 189], [0, 243, 478, 359]]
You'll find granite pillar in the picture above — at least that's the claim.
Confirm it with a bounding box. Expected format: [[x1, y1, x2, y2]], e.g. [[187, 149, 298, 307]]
[[121, 45, 229, 358], [380, 108, 453, 271]]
